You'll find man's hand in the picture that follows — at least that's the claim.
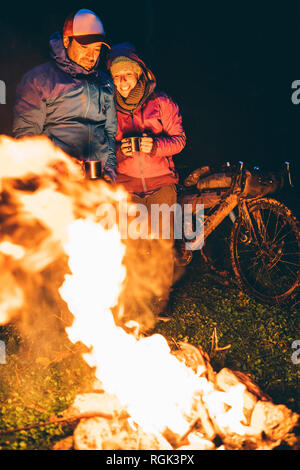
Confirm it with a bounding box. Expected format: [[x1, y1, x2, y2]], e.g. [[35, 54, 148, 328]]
[[103, 166, 116, 183]]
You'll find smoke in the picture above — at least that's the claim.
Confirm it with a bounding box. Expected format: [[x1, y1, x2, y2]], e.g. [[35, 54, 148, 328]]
[[0, 135, 173, 355], [117, 236, 174, 331]]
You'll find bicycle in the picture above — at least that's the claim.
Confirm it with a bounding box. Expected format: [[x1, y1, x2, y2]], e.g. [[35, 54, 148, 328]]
[[175, 161, 300, 305]]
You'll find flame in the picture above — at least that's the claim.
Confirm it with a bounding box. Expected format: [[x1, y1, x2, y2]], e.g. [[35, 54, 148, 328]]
[[0, 241, 25, 259], [0, 135, 128, 323], [60, 219, 198, 434], [0, 135, 253, 442], [59, 217, 250, 438]]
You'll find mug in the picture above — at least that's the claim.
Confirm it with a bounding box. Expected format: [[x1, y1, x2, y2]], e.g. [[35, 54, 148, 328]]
[[130, 137, 141, 153], [84, 160, 102, 179]]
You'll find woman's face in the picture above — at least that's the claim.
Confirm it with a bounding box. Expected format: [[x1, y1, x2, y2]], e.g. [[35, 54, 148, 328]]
[[111, 68, 139, 98]]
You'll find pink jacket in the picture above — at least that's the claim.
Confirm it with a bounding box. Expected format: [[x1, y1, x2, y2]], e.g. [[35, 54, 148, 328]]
[[108, 43, 186, 194]]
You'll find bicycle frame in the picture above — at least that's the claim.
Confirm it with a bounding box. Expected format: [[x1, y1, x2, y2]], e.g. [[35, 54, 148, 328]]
[[178, 160, 295, 256], [176, 162, 299, 303], [203, 193, 239, 241], [237, 199, 267, 246], [188, 195, 269, 251], [180, 163, 244, 248]]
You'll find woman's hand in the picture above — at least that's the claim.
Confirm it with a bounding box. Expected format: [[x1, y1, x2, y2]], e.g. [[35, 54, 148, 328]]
[[140, 134, 153, 154], [120, 138, 133, 157], [120, 134, 154, 155]]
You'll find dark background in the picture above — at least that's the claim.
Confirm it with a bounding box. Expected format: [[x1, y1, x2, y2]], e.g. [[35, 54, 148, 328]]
[[0, 0, 300, 197]]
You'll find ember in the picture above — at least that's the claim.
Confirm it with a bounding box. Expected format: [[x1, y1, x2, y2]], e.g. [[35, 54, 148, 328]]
[[0, 136, 299, 450]]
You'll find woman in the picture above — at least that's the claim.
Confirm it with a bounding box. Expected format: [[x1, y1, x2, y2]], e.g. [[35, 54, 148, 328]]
[[108, 42, 186, 318]]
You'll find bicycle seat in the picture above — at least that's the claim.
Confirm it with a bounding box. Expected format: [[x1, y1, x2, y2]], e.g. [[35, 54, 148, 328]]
[[196, 172, 232, 191], [184, 166, 211, 186]]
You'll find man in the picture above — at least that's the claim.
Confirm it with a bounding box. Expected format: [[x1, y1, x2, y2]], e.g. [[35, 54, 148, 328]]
[[13, 9, 117, 181], [108, 42, 186, 318]]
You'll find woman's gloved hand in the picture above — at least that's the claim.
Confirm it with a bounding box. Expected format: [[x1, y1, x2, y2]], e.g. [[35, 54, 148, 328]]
[[120, 138, 134, 157], [121, 134, 154, 156], [140, 133, 153, 153]]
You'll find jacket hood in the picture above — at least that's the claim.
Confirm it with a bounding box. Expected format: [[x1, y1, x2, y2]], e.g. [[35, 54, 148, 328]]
[[49, 32, 101, 78], [107, 42, 156, 102]]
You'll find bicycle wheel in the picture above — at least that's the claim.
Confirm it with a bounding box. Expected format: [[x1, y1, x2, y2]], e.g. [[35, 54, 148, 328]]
[[230, 198, 300, 304]]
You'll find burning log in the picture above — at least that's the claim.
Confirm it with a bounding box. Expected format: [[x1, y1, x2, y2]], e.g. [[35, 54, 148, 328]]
[[171, 341, 215, 382], [52, 347, 299, 451], [215, 368, 270, 424], [73, 416, 173, 450], [62, 392, 126, 419], [51, 323, 299, 451], [52, 436, 74, 451], [176, 436, 216, 451], [216, 368, 271, 401], [59, 391, 172, 450], [250, 401, 299, 442], [189, 397, 218, 442]]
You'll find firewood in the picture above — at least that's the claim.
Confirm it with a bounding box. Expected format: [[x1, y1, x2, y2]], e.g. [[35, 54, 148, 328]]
[[171, 341, 215, 382], [62, 392, 125, 419], [52, 436, 74, 450], [191, 396, 218, 441], [0, 411, 115, 436], [177, 437, 215, 450], [250, 401, 299, 441], [215, 368, 271, 424], [74, 416, 172, 450], [217, 368, 271, 401]]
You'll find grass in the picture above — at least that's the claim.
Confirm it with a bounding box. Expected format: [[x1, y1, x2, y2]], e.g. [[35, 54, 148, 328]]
[[0, 252, 299, 450], [156, 253, 299, 411]]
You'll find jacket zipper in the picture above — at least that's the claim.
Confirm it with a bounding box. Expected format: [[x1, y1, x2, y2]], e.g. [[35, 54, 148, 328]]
[[130, 110, 147, 192], [84, 81, 91, 159]]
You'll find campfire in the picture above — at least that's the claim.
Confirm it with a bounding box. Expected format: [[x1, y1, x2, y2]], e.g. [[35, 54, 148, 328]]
[[0, 136, 299, 450]]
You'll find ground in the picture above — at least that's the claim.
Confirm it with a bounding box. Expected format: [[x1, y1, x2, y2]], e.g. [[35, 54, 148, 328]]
[[0, 252, 299, 450]]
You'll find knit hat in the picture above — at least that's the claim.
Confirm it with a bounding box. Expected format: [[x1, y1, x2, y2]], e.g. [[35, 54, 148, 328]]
[[110, 56, 143, 78], [63, 9, 109, 46]]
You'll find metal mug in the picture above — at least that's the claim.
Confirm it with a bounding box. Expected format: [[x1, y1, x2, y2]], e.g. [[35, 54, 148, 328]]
[[130, 137, 141, 153], [84, 160, 102, 179]]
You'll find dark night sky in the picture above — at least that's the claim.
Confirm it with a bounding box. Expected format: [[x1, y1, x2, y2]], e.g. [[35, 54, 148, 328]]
[[0, 0, 300, 189]]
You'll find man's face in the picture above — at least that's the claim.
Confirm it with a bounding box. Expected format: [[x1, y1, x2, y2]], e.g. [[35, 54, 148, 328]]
[[112, 68, 139, 98], [64, 37, 102, 70]]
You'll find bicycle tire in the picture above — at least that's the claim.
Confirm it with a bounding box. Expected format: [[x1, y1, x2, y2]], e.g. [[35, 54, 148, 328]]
[[230, 198, 300, 304]]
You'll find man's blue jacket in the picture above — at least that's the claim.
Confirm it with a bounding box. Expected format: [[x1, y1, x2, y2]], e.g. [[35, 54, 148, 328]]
[[13, 32, 117, 171]]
